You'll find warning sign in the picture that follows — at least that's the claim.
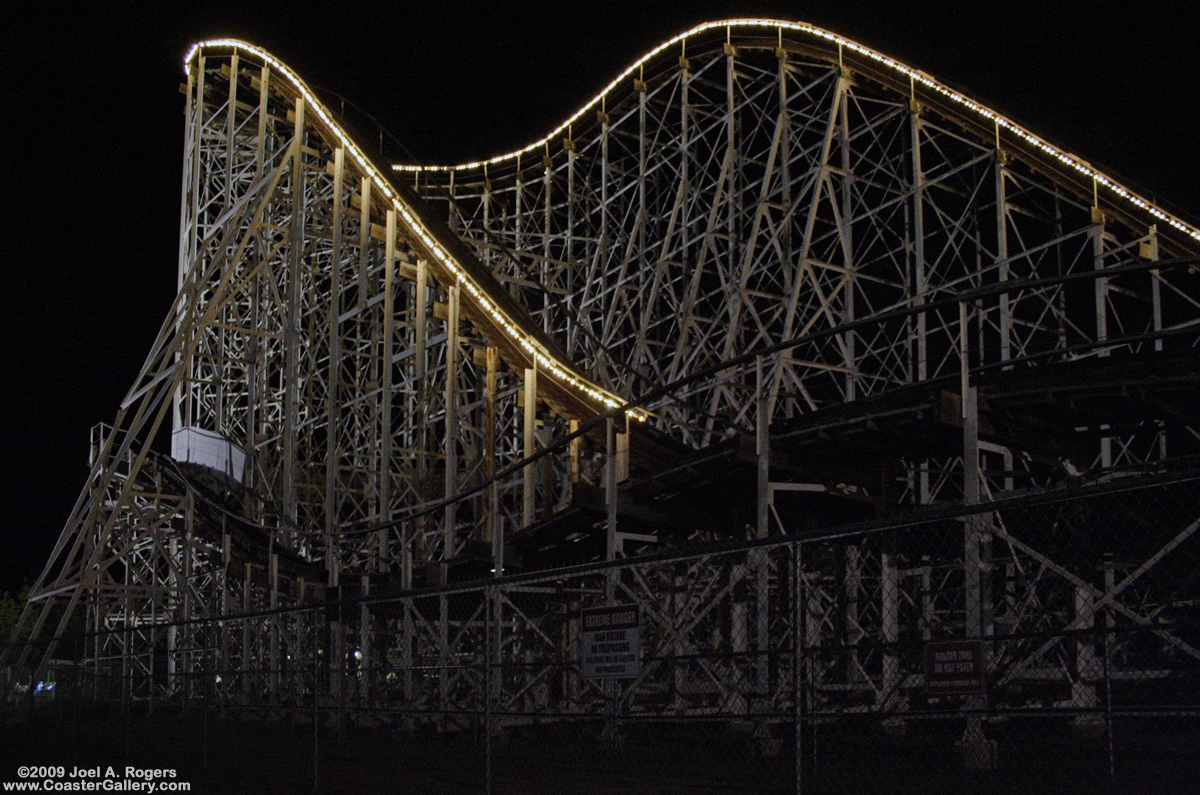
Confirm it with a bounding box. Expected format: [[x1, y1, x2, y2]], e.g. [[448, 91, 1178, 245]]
[[581, 605, 641, 679], [925, 639, 984, 694]]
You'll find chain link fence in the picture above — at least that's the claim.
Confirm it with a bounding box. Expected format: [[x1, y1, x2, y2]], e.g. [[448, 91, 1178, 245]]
[[4, 472, 1198, 793]]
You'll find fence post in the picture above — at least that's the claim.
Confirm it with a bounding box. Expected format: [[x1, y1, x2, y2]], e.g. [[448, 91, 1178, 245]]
[[313, 614, 319, 793], [73, 638, 81, 747], [606, 417, 618, 565], [485, 584, 493, 795], [793, 539, 803, 795], [1103, 573, 1115, 783], [755, 356, 770, 729], [959, 299, 994, 769], [203, 636, 209, 772]]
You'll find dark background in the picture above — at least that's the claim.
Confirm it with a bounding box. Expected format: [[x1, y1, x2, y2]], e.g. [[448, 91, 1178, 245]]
[[4, 1, 1197, 594]]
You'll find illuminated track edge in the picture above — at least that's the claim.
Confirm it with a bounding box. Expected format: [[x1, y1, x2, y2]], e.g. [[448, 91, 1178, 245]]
[[388, 18, 1198, 245], [183, 40, 647, 423]]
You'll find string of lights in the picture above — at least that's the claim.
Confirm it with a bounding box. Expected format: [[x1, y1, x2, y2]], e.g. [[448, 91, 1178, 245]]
[[184, 20, 1197, 426], [184, 39, 647, 423], [385, 19, 1199, 245]]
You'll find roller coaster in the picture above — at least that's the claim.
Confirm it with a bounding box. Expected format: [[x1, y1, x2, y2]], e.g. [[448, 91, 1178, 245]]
[[6, 20, 1199, 767]]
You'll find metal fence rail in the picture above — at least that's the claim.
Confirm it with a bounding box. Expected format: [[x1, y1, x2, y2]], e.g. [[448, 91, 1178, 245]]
[[5, 472, 1198, 793]]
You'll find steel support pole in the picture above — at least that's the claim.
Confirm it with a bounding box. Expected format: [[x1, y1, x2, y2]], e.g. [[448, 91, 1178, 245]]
[[183, 492, 195, 702], [219, 524, 230, 716], [756, 357, 769, 540], [881, 544, 899, 711], [444, 283, 460, 566], [1148, 226, 1162, 352], [606, 417, 618, 561], [438, 593, 449, 729], [173, 61, 197, 433], [568, 418, 581, 496], [910, 103, 928, 385], [325, 147, 345, 587], [401, 597, 413, 729], [269, 551, 279, 699], [179, 55, 206, 432], [1072, 585, 1101, 723], [837, 73, 856, 402], [523, 365, 537, 529], [414, 259, 428, 564], [282, 96, 305, 547], [241, 563, 251, 703], [960, 299, 992, 767], [1092, 219, 1114, 467], [995, 150, 1011, 363], [359, 574, 370, 705], [755, 357, 770, 701], [962, 392, 983, 643], [794, 538, 803, 795], [486, 347, 501, 572], [380, 209, 397, 568], [485, 585, 493, 795]]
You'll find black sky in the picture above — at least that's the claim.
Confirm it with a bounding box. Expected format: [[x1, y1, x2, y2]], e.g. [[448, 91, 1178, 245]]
[[4, 1, 1198, 593]]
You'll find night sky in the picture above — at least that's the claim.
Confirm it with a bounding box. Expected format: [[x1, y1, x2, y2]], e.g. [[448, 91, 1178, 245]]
[[4, 1, 1197, 594]]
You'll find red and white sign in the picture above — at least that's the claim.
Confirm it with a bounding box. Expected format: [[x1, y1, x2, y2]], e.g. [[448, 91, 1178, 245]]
[[581, 605, 641, 679]]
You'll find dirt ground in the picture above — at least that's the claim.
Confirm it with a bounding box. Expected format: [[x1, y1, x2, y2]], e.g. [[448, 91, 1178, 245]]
[[2, 707, 1195, 794]]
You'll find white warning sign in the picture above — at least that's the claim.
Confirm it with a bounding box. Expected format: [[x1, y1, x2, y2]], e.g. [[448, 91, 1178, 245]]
[[581, 604, 641, 679]]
